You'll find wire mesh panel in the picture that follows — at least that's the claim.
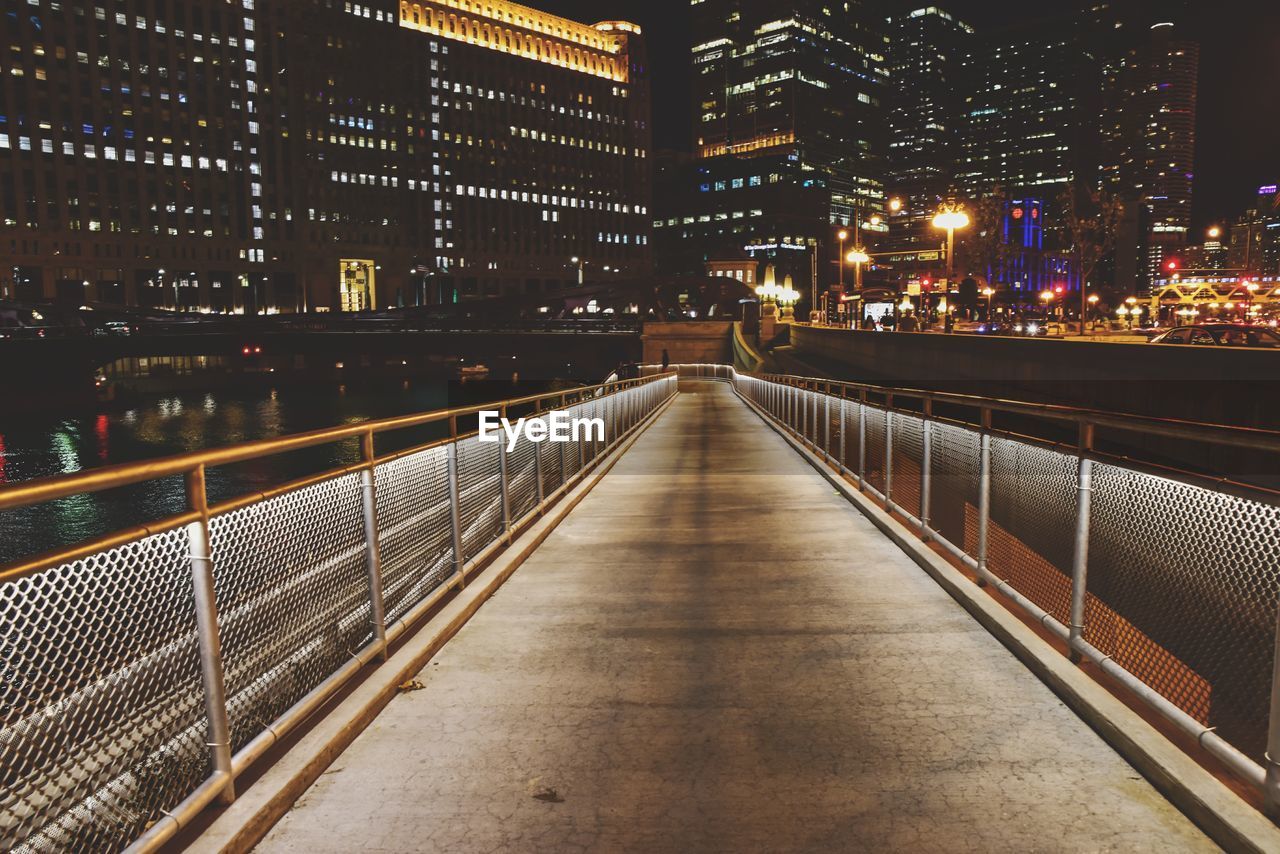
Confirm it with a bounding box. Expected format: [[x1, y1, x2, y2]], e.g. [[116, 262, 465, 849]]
[[863, 407, 888, 495], [891, 414, 925, 517], [455, 436, 503, 562], [209, 473, 371, 755], [374, 446, 454, 625], [1087, 464, 1280, 761], [1, 529, 208, 853], [929, 422, 982, 556], [986, 438, 1078, 625], [507, 432, 540, 524], [538, 426, 565, 496], [840, 400, 862, 474]]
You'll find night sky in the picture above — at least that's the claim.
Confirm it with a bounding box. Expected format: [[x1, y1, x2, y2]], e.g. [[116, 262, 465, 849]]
[[539, 0, 1280, 230]]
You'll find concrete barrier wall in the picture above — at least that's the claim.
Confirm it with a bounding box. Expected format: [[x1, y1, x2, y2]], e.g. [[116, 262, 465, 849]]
[[790, 325, 1279, 429], [641, 322, 732, 366]]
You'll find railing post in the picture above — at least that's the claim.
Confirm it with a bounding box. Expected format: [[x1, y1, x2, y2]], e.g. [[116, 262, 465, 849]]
[[447, 417, 465, 580], [857, 390, 867, 489], [884, 400, 895, 514], [498, 405, 512, 541], [921, 400, 933, 539], [976, 408, 993, 587], [838, 387, 847, 474], [533, 400, 545, 507], [823, 385, 832, 461], [185, 465, 236, 806], [1068, 422, 1095, 664], [358, 432, 389, 660], [1265, 604, 1280, 819], [559, 392, 569, 485]]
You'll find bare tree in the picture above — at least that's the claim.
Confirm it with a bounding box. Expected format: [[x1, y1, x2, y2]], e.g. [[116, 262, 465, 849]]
[[1060, 184, 1125, 335], [964, 188, 1012, 290]]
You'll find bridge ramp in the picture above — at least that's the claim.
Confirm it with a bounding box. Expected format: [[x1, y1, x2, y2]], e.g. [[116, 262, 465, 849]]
[[256, 381, 1212, 852]]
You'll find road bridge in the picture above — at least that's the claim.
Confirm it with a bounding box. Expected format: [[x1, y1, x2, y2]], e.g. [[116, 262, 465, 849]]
[[2, 369, 1280, 852]]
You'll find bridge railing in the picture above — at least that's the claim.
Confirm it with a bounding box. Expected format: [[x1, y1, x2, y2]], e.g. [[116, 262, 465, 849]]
[[724, 367, 1280, 816], [0, 372, 677, 853]]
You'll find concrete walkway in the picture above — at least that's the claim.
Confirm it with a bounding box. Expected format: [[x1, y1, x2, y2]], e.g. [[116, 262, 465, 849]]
[[257, 382, 1213, 853]]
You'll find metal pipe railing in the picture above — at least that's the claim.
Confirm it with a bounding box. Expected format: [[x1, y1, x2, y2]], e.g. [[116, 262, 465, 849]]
[[718, 365, 1280, 818], [1, 372, 679, 853]]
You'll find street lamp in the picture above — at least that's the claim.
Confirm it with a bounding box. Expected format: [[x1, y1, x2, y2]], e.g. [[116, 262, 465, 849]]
[[1087, 293, 1100, 329], [932, 204, 971, 292], [837, 229, 849, 295], [570, 256, 585, 285], [981, 287, 995, 322], [888, 197, 903, 213], [1208, 225, 1222, 241], [846, 247, 870, 293]]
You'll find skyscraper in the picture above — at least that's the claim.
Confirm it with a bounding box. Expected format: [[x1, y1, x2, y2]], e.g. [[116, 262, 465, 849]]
[[654, 0, 888, 299], [1100, 16, 1199, 291], [885, 5, 973, 252]]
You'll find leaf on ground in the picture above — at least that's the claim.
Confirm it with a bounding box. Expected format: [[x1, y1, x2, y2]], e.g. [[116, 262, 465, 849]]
[[532, 787, 565, 803], [397, 679, 426, 693]]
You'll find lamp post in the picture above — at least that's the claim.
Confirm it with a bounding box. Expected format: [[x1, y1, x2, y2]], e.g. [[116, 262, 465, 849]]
[[570, 256, 585, 286], [1087, 294, 1100, 331], [837, 230, 848, 294], [846, 247, 870, 293], [932, 204, 971, 292], [981, 287, 995, 322]]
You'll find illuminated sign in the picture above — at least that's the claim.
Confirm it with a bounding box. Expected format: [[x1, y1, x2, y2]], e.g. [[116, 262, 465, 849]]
[[1012, 207, 1024, 220], [1260, 185, 1278, 195], [744, 243, 808, 252]]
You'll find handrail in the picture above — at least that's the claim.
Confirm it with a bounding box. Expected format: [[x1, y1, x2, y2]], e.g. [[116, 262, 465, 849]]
[[755, 372, 1280, 454], [0, 375, 662, 514]]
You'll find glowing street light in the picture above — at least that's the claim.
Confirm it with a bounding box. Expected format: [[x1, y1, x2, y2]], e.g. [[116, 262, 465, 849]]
[[1208, 225, 1222, 240], [888, 197, 903, 213], [932, 204, 971, 292], [846, 247, 870, 292]]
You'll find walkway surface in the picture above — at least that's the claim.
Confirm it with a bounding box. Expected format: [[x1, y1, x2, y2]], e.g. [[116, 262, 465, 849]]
[[257, 382, 1213, 853]]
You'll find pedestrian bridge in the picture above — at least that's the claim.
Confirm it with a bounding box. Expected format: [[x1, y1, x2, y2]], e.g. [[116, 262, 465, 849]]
[[3, 368, 1280, 852]]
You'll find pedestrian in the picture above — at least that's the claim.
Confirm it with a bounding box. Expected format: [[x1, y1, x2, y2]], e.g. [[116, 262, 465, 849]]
[[661, 348, 670, 372]]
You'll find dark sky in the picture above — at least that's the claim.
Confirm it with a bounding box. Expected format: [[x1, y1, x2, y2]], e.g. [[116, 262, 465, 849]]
[[540, 1, 1280, 227]]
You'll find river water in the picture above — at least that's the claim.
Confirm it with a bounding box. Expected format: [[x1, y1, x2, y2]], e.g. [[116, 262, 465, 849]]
[[0, 376, 554, 565]]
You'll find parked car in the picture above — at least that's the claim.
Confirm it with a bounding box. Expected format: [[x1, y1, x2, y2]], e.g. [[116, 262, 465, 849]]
[[1148, 324, 1280, 348]]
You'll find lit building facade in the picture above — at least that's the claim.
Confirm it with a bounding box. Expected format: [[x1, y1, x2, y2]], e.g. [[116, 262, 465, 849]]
[[885, 5, 973, 254], [654, 0, 888, 299], [0, 0, 652, 311], [1100, 17, 1199, 292]]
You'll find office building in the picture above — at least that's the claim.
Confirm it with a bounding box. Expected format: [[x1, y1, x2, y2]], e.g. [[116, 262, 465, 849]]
[[884, 5, 973, 253], [654, 0, 888, 298], [0, 0, 652, 311]]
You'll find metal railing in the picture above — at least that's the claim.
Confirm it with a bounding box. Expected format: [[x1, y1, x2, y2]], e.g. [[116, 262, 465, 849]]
[[720, 367, 1280, 816], [0, 373, 678, 853]]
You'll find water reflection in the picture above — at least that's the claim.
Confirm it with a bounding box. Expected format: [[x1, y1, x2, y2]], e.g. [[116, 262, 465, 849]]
[[0, 376, 547, 564]]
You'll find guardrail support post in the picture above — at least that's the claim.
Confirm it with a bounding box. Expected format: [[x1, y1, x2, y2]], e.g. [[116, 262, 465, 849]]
[[823, 386, 831, 461], [884, 402, 895, 515], [1265, 603, 1280, 819], [447, 421, 465, 580], [857, 391, 867, 489], [921, 401, 933, 539], [185, 465, 236, 806], [1068, 423, 1095, 664], [838, 388, 847, 474], [498, 405, 512, 542], [533, 401, 545, 507], [358, 432, 389, 660], [976, 408, 992, 587]]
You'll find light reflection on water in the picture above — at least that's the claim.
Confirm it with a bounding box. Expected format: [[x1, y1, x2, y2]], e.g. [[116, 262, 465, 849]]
[[0, 377, 545, 565]]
